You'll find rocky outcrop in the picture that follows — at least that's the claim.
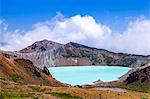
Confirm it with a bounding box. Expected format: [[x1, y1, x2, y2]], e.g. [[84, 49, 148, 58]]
[[120, 65, 150, 85], [126, 66, 150, 84], [43, 66, 51, 76], [118, 64, 150, 92]]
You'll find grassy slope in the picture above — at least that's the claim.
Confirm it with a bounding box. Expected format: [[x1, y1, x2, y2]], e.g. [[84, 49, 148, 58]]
[[117, 81, 150, 93], [0, 80, 150, 99], [98, 78, 150, 93]]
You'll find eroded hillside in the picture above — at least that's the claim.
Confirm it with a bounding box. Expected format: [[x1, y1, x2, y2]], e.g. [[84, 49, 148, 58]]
[[0, 53, 65, 87]]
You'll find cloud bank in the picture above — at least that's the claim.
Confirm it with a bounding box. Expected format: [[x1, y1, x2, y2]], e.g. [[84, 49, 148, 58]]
[[0, 13, 150, 55]]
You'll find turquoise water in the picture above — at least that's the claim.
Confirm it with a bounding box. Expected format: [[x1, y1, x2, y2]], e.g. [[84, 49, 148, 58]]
[[49, 66, 131, 85]]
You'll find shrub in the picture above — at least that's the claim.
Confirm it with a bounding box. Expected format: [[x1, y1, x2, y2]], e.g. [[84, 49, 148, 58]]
[[30, 86, 42, 92], [12, 75, 21, 82], [141, 96, 148, 99], [0, 90, 33, 98], [47, 91, 82, 99]]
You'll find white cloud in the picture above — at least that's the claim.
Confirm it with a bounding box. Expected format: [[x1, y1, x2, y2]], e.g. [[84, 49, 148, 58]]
[[112, 18, 150, 55], [0, 13, 150, 55]]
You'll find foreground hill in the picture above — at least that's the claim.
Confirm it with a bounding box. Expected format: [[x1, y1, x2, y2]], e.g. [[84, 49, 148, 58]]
[[0, 53, 65, 87]]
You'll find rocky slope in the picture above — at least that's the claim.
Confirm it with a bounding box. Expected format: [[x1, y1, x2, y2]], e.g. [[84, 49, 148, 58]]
[[123, 65, 150, 85], [4, 40, 149, 69], [119, 64, 150, 92], [20, 39, 63, 53], [0, 52, 65, 87], [54, 42, 150, 67]]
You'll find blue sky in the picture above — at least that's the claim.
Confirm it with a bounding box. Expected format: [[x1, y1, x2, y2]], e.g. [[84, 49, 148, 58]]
[[1, 0, 150, 31], [1, 0, 150, 55]]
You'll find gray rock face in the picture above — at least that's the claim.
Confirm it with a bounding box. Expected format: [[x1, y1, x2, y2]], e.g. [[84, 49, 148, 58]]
[[1, 40, 150, 70], [20, 39, 63, 53]]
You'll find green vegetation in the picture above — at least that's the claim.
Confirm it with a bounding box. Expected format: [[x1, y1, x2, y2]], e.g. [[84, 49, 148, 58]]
[[90, 55, 101, 64], [118, 82, 150, 93], [80, 50, 90, 57], [30, 86, 43, 92], [105, 56, 113, 64], [0, 90, 33, 98], [34, 96, 38, 99], [12, 75, 21, 82], [141, 96, 149, 99], [118, 58, 136, 66], [102, 54, 113, 64], [47, 91, 82, 99], [0, 77, 6, 80]]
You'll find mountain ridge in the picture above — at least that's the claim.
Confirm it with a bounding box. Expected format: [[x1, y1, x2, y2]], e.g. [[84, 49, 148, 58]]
[[1, 39, 149, 69], [20, 39, 63, 53]]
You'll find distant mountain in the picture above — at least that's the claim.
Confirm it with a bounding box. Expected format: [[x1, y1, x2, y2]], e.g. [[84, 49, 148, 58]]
[[1, 39, 148, 69], [20, 39, 63, 53], [56, 42, 149, 67]]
